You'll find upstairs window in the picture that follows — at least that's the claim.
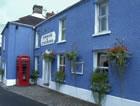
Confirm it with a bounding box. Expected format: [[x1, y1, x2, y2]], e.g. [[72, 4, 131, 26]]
[[95, 0, 109, 34], [35, 32, 40, 48], [58, 18, 66, 42], [57, 54, 65, 72]]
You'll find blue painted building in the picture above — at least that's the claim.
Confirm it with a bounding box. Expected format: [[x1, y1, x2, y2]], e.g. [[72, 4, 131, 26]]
[[1, 5, 45, 86], [2, 0, 140, 106]]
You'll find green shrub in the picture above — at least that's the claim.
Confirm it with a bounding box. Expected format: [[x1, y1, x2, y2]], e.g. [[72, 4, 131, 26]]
[[66, 51, 77, 61], [91, 68, 111, 106], [31, 70, 39, 85], [55, 70, 65, 84]]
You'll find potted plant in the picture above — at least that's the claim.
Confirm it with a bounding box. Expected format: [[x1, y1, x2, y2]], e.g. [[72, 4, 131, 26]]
[[66, 51, 78, 74], [55, 70, 65, 84], [0, 68, 4, 81], [43, 51, 55, 62], [31, 70, 39, 85], [91, 68, 111, 106], [66, 51, 77, 62]]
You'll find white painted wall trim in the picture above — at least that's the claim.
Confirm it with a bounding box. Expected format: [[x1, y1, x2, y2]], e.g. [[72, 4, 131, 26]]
[[4, 79, 16, 86], [37, 79, 140, 106]]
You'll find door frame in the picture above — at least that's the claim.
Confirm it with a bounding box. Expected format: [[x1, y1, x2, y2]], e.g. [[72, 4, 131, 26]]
[[42, 50, 52, 85]]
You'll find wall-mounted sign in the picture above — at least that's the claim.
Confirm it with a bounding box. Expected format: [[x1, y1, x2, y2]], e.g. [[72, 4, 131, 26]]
[[41, 32, 56, 46]]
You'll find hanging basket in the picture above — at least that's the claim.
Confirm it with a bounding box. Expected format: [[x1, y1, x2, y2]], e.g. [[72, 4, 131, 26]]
[[43, 52, 55, 62], [107, 43, 129, 77]]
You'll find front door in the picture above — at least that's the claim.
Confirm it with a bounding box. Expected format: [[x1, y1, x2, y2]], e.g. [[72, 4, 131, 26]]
[[42, 59, 51, 85]]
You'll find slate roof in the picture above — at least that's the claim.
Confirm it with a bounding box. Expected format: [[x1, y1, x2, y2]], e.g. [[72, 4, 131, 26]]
[[14, 15, 45, 26]]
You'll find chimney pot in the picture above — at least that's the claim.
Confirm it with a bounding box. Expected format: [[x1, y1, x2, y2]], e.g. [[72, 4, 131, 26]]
[[46, 11, 55, 19], [33, 5, 43, 14]]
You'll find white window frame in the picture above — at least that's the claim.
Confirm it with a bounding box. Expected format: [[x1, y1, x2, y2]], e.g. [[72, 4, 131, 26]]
[[57, 54, 65, 72], [35, 56, 39, 70], [93, 51, 108, 71], [71, 61, 84, 75], [58, 18, 66, 43], [94, 0, 111, 36], [35, 32, 40, 48]]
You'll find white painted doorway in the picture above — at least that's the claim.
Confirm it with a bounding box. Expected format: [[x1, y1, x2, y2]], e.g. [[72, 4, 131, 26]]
[[2, 62, 6, 82], [42, 58, 51, 85]]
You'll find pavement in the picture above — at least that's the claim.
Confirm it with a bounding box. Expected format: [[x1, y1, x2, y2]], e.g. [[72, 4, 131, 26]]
[[3, 85, 96, 106], [0, 86, 47, 106]]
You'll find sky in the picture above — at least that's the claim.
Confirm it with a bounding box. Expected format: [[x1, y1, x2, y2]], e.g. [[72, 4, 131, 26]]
[[0, 0, 80, 25]]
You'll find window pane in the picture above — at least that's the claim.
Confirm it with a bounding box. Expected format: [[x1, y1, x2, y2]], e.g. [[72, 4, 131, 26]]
[[61, 19, 65, 29], [99, 17, 107, 32], [60, 55, 65, 65], [35, 33, 39, 48], [61, 30, 65, 40], [60, 19, 66, 41], [99, 4, 107, 16], [59, 55, 65, 71], [97, 53, 108, 67]]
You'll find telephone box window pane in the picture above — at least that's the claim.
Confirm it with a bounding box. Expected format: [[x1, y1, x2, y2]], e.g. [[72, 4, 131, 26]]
[[22, 61, 27, 80]]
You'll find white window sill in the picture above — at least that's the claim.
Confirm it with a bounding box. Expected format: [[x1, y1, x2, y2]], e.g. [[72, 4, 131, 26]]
[[71, 71, 83, 75], [56, 40, 66, 44], [92, 30, 111, 37]]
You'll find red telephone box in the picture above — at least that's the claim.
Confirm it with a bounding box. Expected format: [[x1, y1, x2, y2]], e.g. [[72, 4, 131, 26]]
[[16, 56, 30, 86]]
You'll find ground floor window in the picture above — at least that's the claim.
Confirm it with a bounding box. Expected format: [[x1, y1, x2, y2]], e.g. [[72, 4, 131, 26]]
[[71, 61, 84, 75], [93, 52, 108, 72], [35, 56, 39, 71], [57, 54, 65, 71]]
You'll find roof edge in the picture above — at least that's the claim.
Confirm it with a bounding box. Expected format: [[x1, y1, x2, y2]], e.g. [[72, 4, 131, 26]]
[[1, 21, 34, 35], [35, 0, 89, 28]]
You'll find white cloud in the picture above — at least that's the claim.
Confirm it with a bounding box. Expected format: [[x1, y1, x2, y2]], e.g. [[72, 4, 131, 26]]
[[0, 0, 80, 24]]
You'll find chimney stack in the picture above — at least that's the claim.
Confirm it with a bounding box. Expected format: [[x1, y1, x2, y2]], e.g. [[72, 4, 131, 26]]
[[33, 5, 43, 14], [46, 11, 55, 19]]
